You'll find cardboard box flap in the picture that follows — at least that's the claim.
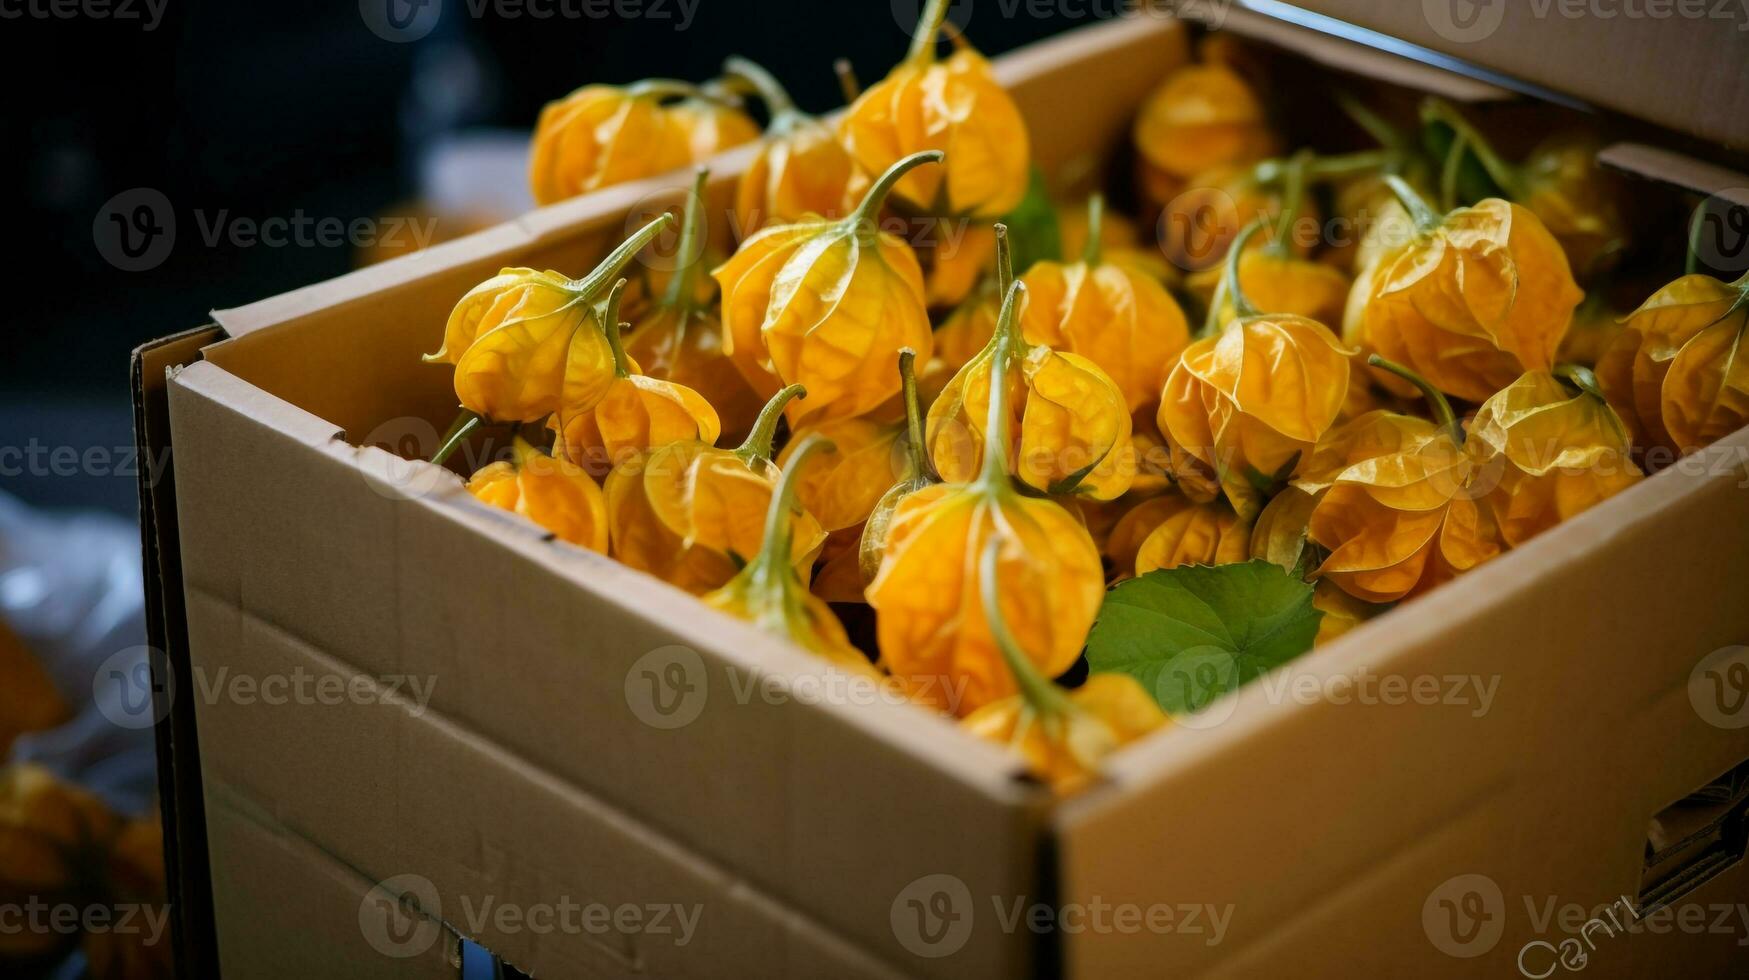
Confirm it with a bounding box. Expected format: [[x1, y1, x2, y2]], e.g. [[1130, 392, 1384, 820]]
[[130, 326, 224, 980], [1281, 0, 1749, 149], [1194, 1, 1515, 102], [1601, 142, 1749, 205]]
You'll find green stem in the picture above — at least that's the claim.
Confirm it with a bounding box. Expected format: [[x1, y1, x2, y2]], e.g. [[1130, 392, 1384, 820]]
[[1222, 219, 1266, 320], [1421, 98, 1522, 198], [907, 0, 952, 64], [897, 348, 932, 482], [571, 213, 677, 301], [722, 56, 798, 120], [834, 58, 861, 104], [751, 433, 832, 573], [1081, 194, 1104, 267], [975, 281, 1026, 491], [625, 78, 709, 103], [850, 150, 945, 231], [978, 539, 1074, 714], [1439, 131, 1470, 214], [1368, 355, 1461, 442], [1251, 150, 1398, 187], [1336, 92, 1406, 153], [662, 169, 710, 312], [1383, 175, 1442, 236], [1201, 266, 1229, 339], [994, 221, 1014, 297], [431, 412, 483, 468], [1267, 151, 1311, 258], [602, 279, 632, 378], [1554, 362, 1605, 400], [736, 384, 806, 462]]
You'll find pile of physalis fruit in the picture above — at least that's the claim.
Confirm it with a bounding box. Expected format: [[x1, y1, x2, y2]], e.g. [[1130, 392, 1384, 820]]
[[420, 3, 1749, 795]]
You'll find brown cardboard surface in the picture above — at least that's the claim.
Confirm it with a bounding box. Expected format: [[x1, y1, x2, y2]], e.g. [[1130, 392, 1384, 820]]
[[176, 519, 921, 976], [1283, 0, 1749, 149], [1056, 430, 1749, 975], [167, 356, 1044, 976], [130, 327, 224, 979], [205, 787, 460, 979], [144, 8, 1749, 979]]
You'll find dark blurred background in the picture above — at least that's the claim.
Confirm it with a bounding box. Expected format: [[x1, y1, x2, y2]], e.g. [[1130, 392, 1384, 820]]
[[1, 0, 1102, 515]]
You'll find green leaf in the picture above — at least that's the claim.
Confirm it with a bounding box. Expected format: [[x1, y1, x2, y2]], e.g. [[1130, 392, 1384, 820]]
[[1001, 167, 1061, 273], [1085, 560, 1321, 717]]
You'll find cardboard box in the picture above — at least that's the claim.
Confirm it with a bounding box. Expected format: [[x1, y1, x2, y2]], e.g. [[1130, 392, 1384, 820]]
[[134, 10, 1749, 978], [1279, 0, 1749, 150]]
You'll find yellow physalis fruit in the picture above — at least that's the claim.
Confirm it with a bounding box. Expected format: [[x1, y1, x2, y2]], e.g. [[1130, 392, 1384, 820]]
[[530, 80, 745, 206], [1312, 581, 1378, 647], [85, 816, 174, 980], [552, 279, 721, 474], [858, 350, 940, 584], [1248, 484, 1319, 574], [1132, 59, 1276, 188], [1556, 295, 1625, 369], [431, 214, 674, 427], [0, 764, 121, 959], [960, 541, 1166, 795], [932, 280, 1000, 377], [810, 528, 872, 604], [1190, 245, 1352, 332], [621, 171, 765, 445], [605, 385, 825, 594], [1157, 219, 1354, 518], [929, 227, 1133, 500], [1356, 175, 1584, 403], [466, 436, 611, 552], [1598, 270, 1749, 457], [1467, 367, 1642, 547], [713, 151, 940, 426], [1306, 357, 1503, 603], [778, 414, 905, 534], [1160, 162, 1312, 274], [839, 0, 1030, 218], [1132, 495, 1248, 577], [1021, 195, 1192, 412], [703, 435, 879, 676], [665, 80, 762, 163], [1104, 494, 1178, 576], [868, 282, 1105, 716], [724, 57, 868, 235], [0, 620, 69, 759], [1057, 202, 1179, 287], [1423, 100, 1626, 278], [925, 221, 998, 310]]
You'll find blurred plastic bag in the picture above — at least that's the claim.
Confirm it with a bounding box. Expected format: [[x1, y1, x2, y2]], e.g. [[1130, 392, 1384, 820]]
[[0, 491, 155, 817]]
